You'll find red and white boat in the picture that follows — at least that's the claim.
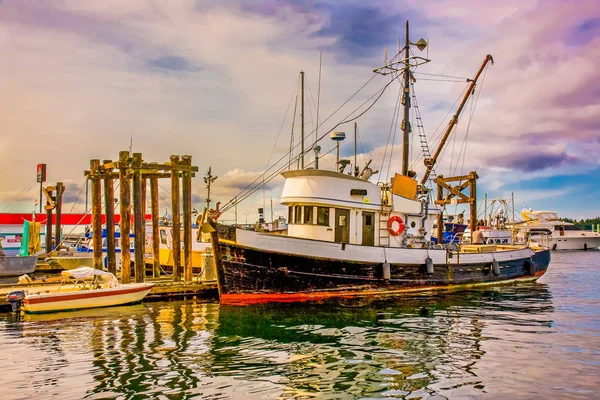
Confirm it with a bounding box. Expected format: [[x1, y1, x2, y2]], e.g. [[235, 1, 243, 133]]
[[7, 267, 153, 314]]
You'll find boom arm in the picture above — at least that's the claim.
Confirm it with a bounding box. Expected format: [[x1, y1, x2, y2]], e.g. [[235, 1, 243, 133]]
[[420, 54, 494, 185]]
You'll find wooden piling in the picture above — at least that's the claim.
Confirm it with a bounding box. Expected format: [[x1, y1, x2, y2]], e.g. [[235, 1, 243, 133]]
[[103, 160, 116, 275], [469, 171, 477, 243], [182, 155, 193, 282], [170, 155, 181, 282], [132, 153, 145, 283], [90, 159, 103, 270], [45, 200, 53, 253], [119, 151, 132, 284], [54, 182, 64, 249], [210, 224, 226, 298], [150, 177, 161, 278], [436, 175, 443, 245]]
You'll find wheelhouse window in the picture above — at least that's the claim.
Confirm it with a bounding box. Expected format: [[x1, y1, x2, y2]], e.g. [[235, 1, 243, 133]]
[[160, 230, 168, 245], [317, 207, 330, 226], [295, 206, 302, 224], [288, 206, 294, 224], [304, 206, 314, 224]]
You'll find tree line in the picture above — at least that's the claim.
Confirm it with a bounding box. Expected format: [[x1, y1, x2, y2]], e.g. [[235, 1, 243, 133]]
[[560, 217, 600, 230]]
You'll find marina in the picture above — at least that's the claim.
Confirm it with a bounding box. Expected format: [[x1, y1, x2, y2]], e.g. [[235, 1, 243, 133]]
[[1, 2, 598, 398], [0, 250, 598, 399]]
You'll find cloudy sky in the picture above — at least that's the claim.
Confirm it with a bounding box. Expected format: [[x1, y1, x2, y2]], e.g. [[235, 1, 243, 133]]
[[0, 0, 598, 223]]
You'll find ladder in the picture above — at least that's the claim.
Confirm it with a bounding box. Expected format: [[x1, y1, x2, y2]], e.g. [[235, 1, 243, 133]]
[[379, 187, 393, 246], [412, 91, 437, 185]]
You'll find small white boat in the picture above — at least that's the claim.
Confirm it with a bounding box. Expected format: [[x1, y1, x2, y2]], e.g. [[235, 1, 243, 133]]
[[7, 267, 153, 314]]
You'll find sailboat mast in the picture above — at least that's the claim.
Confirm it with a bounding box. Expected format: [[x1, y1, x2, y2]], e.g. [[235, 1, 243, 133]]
[[300, 71, 305, 169], [402, 21, 411, 177]]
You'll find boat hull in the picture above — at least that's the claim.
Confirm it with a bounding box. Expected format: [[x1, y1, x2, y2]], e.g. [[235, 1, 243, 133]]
[[216, 230, 551, 304], [22, 283, 154, 314], [0, 255, 38, 277], [46, 255, 94, 270], [549, 236, 600, 250]]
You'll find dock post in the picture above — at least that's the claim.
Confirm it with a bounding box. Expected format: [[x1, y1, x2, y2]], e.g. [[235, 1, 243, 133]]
[[150, 177, 161, 278], [170, 155, 182, 282], [182, 155, 193, 282], [469, 171, 478, 243], [119, 151, 132, 283], [436, 175, 443, 245], [132, 153, 145, 283], [103, 160, 116, 275], [55, 182, 64, 249], [45, 195, 53, 253], [209, 221, 226, 298], [90, 160, 103, 270]]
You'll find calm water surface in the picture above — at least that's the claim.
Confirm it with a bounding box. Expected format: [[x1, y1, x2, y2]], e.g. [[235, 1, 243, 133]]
[[1, 251, 599, 399]]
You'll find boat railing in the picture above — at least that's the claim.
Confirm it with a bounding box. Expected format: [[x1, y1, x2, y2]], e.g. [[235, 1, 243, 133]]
[[58, 274, 103, 291]]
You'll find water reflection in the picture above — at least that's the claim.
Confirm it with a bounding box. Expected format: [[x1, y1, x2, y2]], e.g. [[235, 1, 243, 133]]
[[0, 284, 556, 399]]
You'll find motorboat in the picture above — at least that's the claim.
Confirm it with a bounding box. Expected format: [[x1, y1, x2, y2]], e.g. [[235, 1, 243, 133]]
[[516, 210, 600, 250], [7, 267, 154, 314], [0, 221, 39, 282]]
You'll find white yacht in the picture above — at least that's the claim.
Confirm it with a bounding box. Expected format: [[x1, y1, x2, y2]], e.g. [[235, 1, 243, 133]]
[[517, 210, 600, 251]]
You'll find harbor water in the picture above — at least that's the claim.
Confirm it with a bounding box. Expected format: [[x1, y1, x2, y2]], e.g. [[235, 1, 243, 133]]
[[0, 251, 598, 399]]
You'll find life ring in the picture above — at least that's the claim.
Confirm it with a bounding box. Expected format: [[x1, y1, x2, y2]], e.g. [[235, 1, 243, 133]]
[[388, 216, 405, 236]]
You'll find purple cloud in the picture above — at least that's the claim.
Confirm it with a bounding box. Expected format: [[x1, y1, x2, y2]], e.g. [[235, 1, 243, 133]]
[[489, 151, 580, 172]]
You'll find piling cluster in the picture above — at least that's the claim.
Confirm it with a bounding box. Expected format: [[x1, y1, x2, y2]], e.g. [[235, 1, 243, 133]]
[[85, 151, 198, 283]]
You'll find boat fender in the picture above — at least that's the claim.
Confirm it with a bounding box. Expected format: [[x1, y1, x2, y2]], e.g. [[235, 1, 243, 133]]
[[6, 291, 26, 314], [524, 257, 535, 276], [492, 260, 500, 277], [426, 257, 434, 275], [388, 216, 405, 236], [382, 262, 391, 280], [552, 243, 557, 251], [584, 243, 588, 251]]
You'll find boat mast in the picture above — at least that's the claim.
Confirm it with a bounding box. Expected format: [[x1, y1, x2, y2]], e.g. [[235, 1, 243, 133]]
[[402, 21, 411, 176], [300, 71, 305, 169], [420, 54, 494, 185], [354, 122, 358, 176]]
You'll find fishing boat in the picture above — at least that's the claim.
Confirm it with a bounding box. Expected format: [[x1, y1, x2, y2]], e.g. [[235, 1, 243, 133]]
[[7, 267, 154, 314], [516, 210, 600, 250], [209, 21, 551, 304]]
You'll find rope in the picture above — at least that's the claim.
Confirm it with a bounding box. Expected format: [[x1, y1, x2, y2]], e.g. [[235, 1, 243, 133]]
[[414, 71, 469, 80]]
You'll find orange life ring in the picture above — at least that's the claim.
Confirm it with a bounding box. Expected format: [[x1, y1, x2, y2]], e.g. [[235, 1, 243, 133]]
[[388, 216, 405, 236]]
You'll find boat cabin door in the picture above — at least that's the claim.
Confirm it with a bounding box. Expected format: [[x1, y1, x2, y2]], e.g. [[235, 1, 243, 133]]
[[335, 208, 350, 243], [361, 212, 375, 246]]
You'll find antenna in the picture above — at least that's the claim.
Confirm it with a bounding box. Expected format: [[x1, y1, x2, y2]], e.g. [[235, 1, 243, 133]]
[[315, 51, 323, 151], [129, 125, 133, 156]]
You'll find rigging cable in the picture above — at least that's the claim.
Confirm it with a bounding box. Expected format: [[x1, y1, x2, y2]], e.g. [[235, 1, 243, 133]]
[[377, 75, 403, 182], [219, 73, 381, 214], [68, 181, 87, 214], [220, 74, 393, 214], [2, 179, 37, 213]]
